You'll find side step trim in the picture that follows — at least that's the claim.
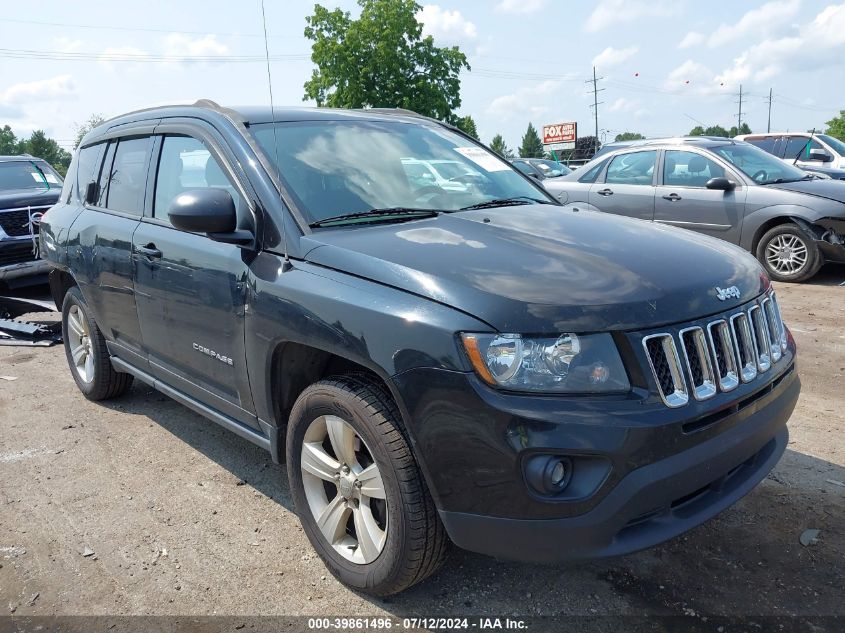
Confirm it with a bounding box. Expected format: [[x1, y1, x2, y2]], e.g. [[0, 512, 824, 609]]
[[110, 356, 272, 453]]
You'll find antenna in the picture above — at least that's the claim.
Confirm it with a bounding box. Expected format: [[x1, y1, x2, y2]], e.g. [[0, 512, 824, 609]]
[[260, 0, 291, 270]]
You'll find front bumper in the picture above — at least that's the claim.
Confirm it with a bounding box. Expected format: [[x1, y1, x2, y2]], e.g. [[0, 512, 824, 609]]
[[0, 238, 48, 282], [393, 350, 798, 562]]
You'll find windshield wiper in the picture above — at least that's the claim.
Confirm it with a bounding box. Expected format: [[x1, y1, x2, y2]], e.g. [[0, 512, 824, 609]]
[[30, 161, 50, 189], [458, 196, 548, 211], [762, 174, 815, 185], [309, 207, 438, 228]]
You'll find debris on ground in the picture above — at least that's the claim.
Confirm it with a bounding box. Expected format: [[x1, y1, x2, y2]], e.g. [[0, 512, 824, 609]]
[[26, 592, 39, 606], [0, 375, 18, 381], [825, 479, 845, 488], [799, 529, 821, 546], [81, 546, 95, 557]]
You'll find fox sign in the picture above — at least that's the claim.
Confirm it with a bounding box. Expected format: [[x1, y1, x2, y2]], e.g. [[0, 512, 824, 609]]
[[542, 122, 577, 149]]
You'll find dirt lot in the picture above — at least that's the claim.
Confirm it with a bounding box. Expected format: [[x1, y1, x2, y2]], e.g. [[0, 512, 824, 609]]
[[1, 267, 843, 627]]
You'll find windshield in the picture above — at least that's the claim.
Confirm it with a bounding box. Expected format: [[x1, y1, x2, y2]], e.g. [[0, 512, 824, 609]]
[[532, 159, 571, 178], [249, 120, 549, 225], [0, 160, 63, 191], [819, 134, 845, 156], [710, 143, 808, 184]]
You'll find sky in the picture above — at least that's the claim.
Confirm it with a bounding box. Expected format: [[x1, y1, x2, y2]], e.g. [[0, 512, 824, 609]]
[[1, 0, 844, 153]]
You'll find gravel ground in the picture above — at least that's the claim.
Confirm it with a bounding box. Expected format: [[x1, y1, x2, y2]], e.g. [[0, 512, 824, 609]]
[[0, 267, 843, 626]]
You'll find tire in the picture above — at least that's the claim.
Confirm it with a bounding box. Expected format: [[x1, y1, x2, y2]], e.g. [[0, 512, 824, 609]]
[[756, 223, 822, 283], [286, 374, 448, 596], [61, 287, 133, 400]]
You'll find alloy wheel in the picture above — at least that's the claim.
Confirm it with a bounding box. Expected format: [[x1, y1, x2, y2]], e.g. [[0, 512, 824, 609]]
[[67, 304, 94, 383], [765, 234, 808, 275], [300, 415, 388, 564]]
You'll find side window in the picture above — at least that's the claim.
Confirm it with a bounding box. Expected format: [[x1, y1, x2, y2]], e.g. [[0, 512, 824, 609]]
[[76, 143, 105, 200], [153, 135, 242, 222], [605, 151, 657, 186], [95, 142, 117, 207], [783, 137, 820, 160], [512, 161, 537, 176], [104, 136, 152, 214], [663, 151, 726, 187], [745, 137, 777, 155], [578, 158, 608, 183]]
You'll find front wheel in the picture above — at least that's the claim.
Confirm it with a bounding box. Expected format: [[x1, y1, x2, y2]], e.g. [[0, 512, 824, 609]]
[[756, 224, 822, 282], [286, 375, 448, 596]]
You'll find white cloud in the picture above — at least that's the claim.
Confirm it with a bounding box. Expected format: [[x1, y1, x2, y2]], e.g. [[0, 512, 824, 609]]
[[416, 5, 477, 44], [163, 33, 229, 59], [714, 2, 845, 85], [592, 46, 638, 68], [663, 60, 724, 94], [0, 74, 77, 104], [608, 97, 637, 112], [707, 0, 801, 47], [98, 46, 150, 70], [585, 0, 680, 32], [678, 32, 704, 49], [495, 0, 547, 14], [53, 37, 83, 54], [486, 80, 559, 120]]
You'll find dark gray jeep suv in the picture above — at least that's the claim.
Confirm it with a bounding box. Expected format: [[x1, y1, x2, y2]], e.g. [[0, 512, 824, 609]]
[[40, 102, 799, 595]]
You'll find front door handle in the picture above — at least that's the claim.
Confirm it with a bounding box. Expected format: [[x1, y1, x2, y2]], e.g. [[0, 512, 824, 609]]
[[135, 243, 162, 259], [596, 188, 614, 196], [662, 193, 682, 202]]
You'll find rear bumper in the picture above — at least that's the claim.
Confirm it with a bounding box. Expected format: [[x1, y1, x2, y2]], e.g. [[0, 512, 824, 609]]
[[437, 372, 797, 562]]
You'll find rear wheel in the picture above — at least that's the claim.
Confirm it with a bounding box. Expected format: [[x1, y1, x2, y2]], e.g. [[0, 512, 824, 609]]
[[61, 287, 133, 400], [286, 375, 448, 595], [756, 224, 822, 282]]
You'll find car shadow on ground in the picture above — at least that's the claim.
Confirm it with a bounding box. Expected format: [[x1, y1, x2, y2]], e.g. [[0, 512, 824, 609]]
[[99, 386, 844, 618]]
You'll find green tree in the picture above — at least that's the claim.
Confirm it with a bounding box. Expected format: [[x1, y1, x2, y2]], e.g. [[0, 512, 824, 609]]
[[489, 133, 513, 158], [19, 130, 72, 176], [74, 114, 106, 149], [518, 123, 543, 158], [689, 124, 731, 137], [729, 122, 751, 137], [573, 135, 600, 160], [825, 110, 845, 141], [303, 0, 469, 122], [614, 131, 644, 142], [455, 115, 479, 140], [0, 125, 20, 155]]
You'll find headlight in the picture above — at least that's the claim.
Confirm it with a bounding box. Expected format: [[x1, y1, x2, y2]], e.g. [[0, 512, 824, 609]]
[[460, 332, 629, 393]]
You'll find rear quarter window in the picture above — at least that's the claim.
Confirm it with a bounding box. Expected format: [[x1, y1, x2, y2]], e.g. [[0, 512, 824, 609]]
[[75, 143, 106, 202]]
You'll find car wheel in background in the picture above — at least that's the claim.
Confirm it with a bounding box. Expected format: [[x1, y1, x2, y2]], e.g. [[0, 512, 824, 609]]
[[61, 287, 134, 400], [286, 375, 448, 596], [756, 224, 822, 283]]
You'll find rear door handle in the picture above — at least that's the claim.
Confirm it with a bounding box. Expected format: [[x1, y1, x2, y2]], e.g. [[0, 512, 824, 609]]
[[662, 193, 682, 201], [135, 243, 162, 259], [596, 188, 614, 196]]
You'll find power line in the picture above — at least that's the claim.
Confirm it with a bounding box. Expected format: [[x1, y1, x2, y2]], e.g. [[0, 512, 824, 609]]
[[0, 47, 309, 63]]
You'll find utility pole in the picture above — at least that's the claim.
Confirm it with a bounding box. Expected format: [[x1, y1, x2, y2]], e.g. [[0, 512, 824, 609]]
[[767, 87, 773, 133], [586, 66, 604, 155], [737, 84, 743, 132]]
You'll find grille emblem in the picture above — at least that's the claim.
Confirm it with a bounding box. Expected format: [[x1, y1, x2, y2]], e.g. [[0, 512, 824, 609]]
[[715, 285, 741, 301]]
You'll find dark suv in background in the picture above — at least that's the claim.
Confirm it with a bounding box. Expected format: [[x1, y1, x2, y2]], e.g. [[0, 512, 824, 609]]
[[0, 154, 63, 288], [41, 102, 799, 595]]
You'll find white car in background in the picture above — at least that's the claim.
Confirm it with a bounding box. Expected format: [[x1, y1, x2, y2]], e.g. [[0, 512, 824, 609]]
[[736, 133, 845, 179]]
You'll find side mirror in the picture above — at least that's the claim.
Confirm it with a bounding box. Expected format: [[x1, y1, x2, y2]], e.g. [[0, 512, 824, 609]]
[[808, 148, 833, 163], [168, 188, 252, 245], [705, 177, 736, 191], [84, 181, 98, 205]]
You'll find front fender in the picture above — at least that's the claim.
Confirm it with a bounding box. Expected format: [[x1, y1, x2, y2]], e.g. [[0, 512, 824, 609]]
[[738, 204, 826, 251]]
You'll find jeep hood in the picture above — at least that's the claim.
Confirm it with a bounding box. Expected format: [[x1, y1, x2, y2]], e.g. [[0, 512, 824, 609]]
[[0, 187, 61, 210], [301, 206, 768, 332], [767, 178, 845, 207]]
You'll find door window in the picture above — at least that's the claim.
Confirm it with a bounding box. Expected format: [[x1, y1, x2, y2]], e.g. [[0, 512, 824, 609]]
[[663, 151, 726, 187], [512, 161, 538, 177], [153, 135, 242, 222], [76, 143, 106, 201], [104, 137, 151, 214], [744, 137, 778, 155], [783, 137, 822, 160], [605, 151, 656, 185]]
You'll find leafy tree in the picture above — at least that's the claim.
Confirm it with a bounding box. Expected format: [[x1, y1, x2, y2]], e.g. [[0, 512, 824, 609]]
[[18, 130, 72, 176], [455, 115, 479, 140], [825, 110, 845, 141], [518, 123, 544, 158], [614, 132, 644, 142], [688, 124, 732, 138], [1, 125, 21, 155], [729, 122, 752, 137], [74, 114, 106, 149], [303, 0, 469, 122], [573, 135, 600, 161], [489, 134, 514, 159]]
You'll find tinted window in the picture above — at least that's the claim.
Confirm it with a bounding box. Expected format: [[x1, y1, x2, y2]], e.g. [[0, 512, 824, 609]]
[[76, 143, 105, 201], [663, 151, 726, 187], [745, 137, 778, 155], [96, 142, 116, 207], [605, 151, 656, 185], [154, 135, 241, 221], [783, 137, 821, 160], [578, 158, 608, 183], [512, 161, 537, 176], [0, 160, 62, 191], [105, 137, 151, 214]]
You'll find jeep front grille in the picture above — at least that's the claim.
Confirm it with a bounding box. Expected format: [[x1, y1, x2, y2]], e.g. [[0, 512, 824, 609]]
[[640, 290, 788, 407]]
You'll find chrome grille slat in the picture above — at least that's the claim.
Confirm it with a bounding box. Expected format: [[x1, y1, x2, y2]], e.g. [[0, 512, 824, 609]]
[[762, 297, 783, 362], [748, 305, 772, 372], [679, 326, 716, 400], [730, 313, 758, 383], [707, 320, 739, 392], [642, 333, 688, 408]]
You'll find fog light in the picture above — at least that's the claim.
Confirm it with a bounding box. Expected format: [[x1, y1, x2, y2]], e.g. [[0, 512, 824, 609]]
[[525, 455, 573, 495]]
